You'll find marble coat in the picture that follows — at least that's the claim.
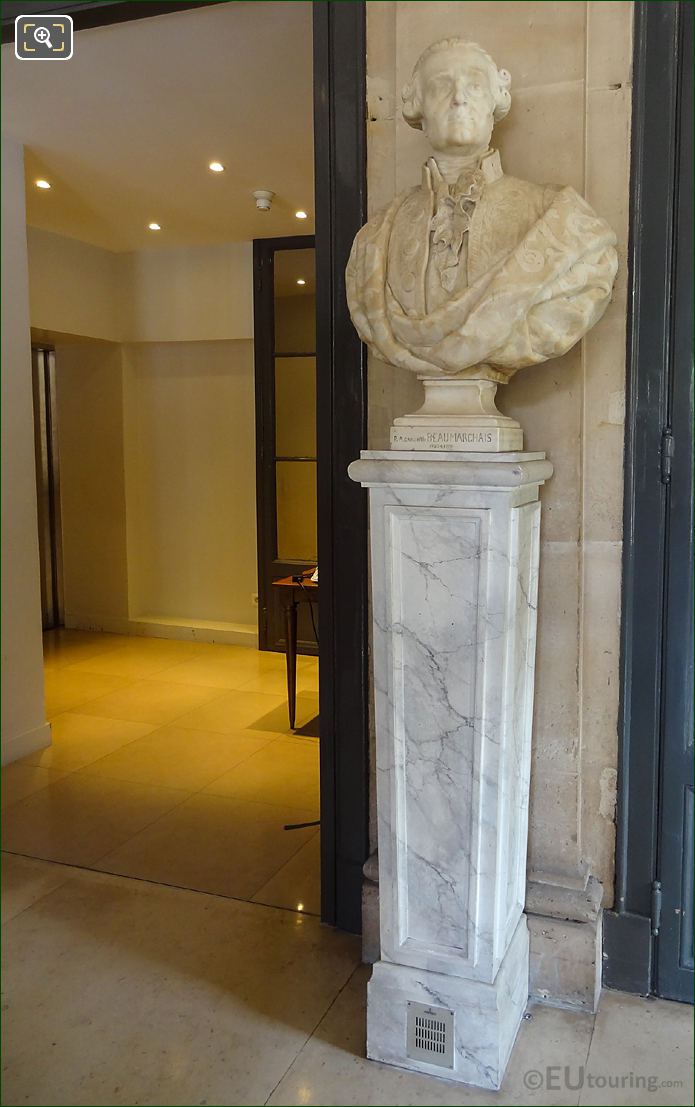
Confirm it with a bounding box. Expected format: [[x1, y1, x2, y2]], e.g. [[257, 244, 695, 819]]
[[346, 151, 618, 382]]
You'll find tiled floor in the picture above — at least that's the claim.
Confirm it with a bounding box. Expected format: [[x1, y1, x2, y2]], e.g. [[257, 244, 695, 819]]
[[2, 630, 320, 913], [1, 855, 692, 1107], [3, 633, 693, 1106]]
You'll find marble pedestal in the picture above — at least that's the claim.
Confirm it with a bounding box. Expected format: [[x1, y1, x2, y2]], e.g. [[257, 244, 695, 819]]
[[348, 450, 553, 1090]]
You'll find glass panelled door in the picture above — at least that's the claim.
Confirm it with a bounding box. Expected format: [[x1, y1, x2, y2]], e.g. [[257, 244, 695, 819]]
[[254, 238, 317, 653]]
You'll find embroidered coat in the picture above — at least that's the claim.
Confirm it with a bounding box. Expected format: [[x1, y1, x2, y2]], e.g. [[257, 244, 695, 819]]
[[346, 152, 618, 382]]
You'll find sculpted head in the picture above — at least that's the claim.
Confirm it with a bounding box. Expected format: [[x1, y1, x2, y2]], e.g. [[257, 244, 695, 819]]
[[402, 38, 511, 157]]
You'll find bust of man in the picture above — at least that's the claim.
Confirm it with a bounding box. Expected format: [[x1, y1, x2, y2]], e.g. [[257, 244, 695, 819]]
[[346, 37, 618, 391]]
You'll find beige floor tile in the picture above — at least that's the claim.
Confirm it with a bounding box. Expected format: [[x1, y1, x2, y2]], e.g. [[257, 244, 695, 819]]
[[252, 831, 321, 915], [1, 762, 66, 809], [43, 670, 131, 718], [269, 967, 595, 1106], [153, 648, 289, 689], [77, 724, 275, 791], [298, 666, 319, 693], [173, 689, 290, 734], [292, 692, 320, 730], [235, 667, 320, 696], [97, 792, 318, 900], [75, 679, 226, 726], [193, 642, 286, 664], [2, 866, 359, 1107], [22, 713, 157, 772], [203, 735, 319, 810], [1, 853, 77, 924], [42, 630, 131, 670], [2, 775, 189, 867], [297, 654, 319, 669], [66, 637, 209, 679], [579, 989, 694, 1106]]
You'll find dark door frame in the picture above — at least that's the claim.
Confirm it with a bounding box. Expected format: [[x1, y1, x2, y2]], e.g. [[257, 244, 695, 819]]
[[12, 0, 370, 935], [313, 1, 369, 933], [603, 0, 694, 999]]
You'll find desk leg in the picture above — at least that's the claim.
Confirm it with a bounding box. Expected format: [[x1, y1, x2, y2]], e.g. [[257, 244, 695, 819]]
[[285, 598, 298, 729]]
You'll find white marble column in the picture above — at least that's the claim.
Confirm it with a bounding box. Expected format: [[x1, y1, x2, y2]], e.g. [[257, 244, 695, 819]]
[[349, 449, 553, 1090]]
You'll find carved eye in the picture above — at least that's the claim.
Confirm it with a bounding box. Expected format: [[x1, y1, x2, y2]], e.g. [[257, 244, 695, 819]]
[[430, 76, 451, 95]]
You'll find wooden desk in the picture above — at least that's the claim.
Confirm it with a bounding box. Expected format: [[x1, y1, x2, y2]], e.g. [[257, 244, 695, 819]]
[[271, 570, 318, 728]]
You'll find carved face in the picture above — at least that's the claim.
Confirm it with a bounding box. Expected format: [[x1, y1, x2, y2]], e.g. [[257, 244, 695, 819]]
[[419, 44, 496, 156]]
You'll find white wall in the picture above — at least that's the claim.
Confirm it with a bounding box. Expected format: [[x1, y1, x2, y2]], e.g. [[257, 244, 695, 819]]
[[55, 341, 130, 628], [1, 138, 50, 764], [27, 226, 124, 342], [27, 228, 253, 344], [122, 341, 258, 626], [122, 243, 253, 342], [27, 227, 259, 636]]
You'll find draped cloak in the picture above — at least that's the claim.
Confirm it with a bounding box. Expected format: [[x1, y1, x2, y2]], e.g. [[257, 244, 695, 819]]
[[346, 155, 618, 382]]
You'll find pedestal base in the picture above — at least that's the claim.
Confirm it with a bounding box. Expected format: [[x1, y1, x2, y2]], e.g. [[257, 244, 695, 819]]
[[391, 377, 523, 452], [367, 916, 529, 1090]]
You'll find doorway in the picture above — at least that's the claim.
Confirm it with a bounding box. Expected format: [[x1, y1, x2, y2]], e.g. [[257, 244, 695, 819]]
[[31, 344, 63, 631], [3, 0, 368, 934]]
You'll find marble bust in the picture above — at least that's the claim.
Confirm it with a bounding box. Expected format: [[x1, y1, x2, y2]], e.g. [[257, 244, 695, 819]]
[[346, 37, 618, 449]]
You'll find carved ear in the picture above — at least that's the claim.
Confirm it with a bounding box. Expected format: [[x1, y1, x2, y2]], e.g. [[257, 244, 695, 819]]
[[494, 68, 512, 121], [401, 80, 424, 130]]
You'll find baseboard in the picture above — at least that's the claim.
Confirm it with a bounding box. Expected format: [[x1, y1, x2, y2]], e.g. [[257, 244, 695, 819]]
[[527, 912, 603, 1013], [64, 613, 258, 648], [2, 720, 51, 766], [130, 615, 258, 647], [64, 614, 131, 635]]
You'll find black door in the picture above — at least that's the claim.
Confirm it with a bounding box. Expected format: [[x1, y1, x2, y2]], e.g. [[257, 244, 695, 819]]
[[605, 1, 693, 1001], [655, 0, 694, 1002], [253, 235, 318, 656]]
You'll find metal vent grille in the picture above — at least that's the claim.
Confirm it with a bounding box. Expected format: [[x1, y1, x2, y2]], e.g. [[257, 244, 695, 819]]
[[406, 1001, 454, 1068]]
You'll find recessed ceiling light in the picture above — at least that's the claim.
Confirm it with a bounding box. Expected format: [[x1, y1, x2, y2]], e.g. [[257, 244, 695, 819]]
[[295, 210, 308, 220], [35, 179, 51, 190], [209, 161, 225, 173], [296, 279, 306, 286], [148, 222, 161, 231]]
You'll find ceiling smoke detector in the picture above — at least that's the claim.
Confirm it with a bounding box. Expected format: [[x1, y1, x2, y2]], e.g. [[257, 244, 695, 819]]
[[252, 189, 274, 212]]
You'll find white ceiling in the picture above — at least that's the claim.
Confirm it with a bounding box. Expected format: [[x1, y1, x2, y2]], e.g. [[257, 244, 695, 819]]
[[1, 1, 315, 252]]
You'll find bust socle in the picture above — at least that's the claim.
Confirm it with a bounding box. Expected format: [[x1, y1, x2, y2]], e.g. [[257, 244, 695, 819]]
[[346, 37, 619, 450]]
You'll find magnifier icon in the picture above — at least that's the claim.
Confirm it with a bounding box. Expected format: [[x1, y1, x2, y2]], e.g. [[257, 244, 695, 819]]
[[34, 26, 52, 48]]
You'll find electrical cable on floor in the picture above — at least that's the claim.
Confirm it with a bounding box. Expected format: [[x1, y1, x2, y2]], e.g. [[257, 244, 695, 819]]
[[283, 819, 320, 831]]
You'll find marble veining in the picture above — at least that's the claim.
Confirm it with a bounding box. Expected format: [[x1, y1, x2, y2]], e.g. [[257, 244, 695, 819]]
[[350, 451, 551, 1089], [391, 507, 482, 957]]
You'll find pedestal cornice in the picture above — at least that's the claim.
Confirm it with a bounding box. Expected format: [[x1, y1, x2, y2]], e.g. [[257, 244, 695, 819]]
[[348, 450, 553, 490]]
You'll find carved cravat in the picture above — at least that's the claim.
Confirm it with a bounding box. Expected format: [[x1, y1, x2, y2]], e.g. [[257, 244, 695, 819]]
[[429, 161, 485, 293]]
